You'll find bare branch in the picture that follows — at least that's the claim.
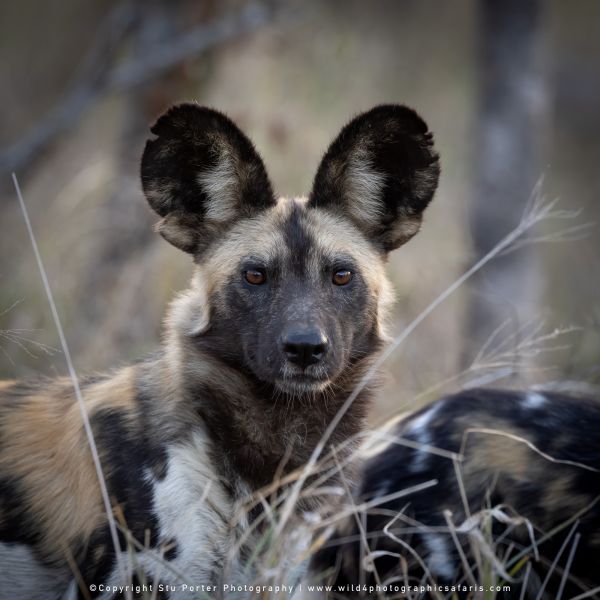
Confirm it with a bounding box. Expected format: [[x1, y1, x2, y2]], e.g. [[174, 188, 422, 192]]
[[0, 3, 137, 175], [0, 2, 293, 176]]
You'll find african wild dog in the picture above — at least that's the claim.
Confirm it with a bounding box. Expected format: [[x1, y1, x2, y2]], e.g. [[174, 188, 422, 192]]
[[311, 389, 600, 599], [0, 104, 440, 598]]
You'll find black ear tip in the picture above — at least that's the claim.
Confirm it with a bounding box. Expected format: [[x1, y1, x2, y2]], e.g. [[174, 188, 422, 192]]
[[150, 102, 215, 137], [148, 103, 233, 138], [149, 103, 196, 136], [358, 104, 431, 135]]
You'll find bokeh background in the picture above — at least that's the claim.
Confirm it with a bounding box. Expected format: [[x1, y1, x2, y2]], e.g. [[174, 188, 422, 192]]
[[1, 0, 599, 423]]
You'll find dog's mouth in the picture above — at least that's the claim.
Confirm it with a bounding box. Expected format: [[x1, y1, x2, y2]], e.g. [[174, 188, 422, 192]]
[[247, 351, 337, 396], [274, 372, 331, 395]]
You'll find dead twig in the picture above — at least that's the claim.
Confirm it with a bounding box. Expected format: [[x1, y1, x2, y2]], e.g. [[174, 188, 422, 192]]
[[12, 174, 129, 595], [0, 2, 292, 176]]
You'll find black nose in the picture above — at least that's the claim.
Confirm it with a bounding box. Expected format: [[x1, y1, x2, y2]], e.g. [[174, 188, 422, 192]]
[[282, 330, 329, 369]]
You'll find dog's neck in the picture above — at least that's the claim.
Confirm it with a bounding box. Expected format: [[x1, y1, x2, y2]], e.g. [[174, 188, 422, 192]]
[[168, 343, 379, 492]]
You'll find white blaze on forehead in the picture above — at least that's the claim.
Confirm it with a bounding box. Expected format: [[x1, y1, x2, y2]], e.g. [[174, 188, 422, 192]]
[[204, 203, 289, 279]]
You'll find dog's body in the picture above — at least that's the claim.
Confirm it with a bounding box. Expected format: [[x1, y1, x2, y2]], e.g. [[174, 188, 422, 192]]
[[3, 104, 598, 600], [0, 104, 440, 598], [311, 389, 600, 599]]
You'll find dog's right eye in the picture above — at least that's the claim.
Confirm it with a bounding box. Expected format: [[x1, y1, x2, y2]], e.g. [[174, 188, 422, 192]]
[[244, 269, 267, 285], [332, 269, 352, 286]]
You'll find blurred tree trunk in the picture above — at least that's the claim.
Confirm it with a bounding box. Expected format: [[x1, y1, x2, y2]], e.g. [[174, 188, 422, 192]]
[[464, 0, 546, 370], [543, 0, 600, 384]]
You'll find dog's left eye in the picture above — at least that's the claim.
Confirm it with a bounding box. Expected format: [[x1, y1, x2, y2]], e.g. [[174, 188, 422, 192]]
[[245, 269, 267, 285], [332, 269, 352, 286]]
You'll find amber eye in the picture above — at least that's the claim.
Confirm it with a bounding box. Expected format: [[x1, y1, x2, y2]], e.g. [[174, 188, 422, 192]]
[[245, 269, 266, 285], [332, 269, 352, 286]]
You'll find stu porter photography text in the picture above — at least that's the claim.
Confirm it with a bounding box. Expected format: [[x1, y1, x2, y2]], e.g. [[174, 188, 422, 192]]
[[85, 582, 512, 596]]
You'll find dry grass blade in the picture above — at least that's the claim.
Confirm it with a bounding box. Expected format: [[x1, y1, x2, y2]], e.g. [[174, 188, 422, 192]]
[[0, 299, 22, 317], [0, 329, 58, 357], [456, 506, 525, 583], [534, 519, 579, 600], [332, 450, 385, 595], [362, 428, 460, 463], [570, 586, 600, 600], [452, 457, 471, 520], [556, 532, 581, 600], [113, 523, 212, 600], [443, 510, 478, 589], [400, 320, 580, 409], [459, 428, 599, 474], [12, 174, 129, 594], [519, 562, 532, 600], [382, 513, 444, 599], [506, 495, 599, 574], [319, 480, 440, 530]]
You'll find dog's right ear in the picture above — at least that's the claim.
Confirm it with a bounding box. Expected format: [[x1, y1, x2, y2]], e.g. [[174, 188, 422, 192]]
[[308, 105, 440, 253], [141, 104, 276, 254]]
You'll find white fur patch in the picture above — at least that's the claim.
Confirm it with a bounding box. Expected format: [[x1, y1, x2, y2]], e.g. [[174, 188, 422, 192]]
[[344, 148, 387, 227], [197, 152, 239, 223], [406, 401, 444, 473], [423, 533, 455, 580], [99, 430, 253, 599], [523, 391, 547, 410], [167, 270, 212, 339], [148, 431, 237, 584]]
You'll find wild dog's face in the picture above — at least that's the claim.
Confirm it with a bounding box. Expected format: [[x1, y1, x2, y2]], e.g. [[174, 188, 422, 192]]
[[141, 105, 439, 393]]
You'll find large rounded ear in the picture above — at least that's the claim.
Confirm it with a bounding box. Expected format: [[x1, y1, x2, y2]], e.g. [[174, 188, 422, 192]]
[[308, 105, 440, 252], [141, 104, 276, 254]]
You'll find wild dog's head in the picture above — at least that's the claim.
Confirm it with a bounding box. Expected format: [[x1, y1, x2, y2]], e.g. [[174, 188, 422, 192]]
[[141, 104, 439, 395]]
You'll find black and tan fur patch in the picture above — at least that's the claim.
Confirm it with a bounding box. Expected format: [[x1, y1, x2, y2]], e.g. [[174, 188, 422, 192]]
[[312, 389, 600, 599]]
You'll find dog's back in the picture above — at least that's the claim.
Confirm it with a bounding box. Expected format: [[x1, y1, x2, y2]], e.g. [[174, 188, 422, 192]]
[[311, 389, 600, 599]]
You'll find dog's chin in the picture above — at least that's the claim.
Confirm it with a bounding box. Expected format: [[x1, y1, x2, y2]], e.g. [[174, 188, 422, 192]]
[[273, 375, 330, 396]]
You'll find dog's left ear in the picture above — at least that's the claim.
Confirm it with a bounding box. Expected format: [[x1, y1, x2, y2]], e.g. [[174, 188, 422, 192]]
[[141, 104, 275, 255], [308, 105, 440, 252]]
